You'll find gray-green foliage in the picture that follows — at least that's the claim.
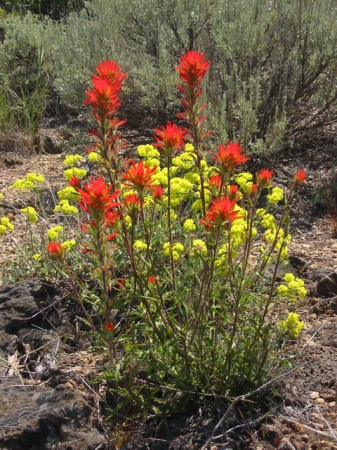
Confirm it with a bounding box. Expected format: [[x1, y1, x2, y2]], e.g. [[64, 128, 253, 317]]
[[1, 0, 337, 154], [0, 13, 48, 141]]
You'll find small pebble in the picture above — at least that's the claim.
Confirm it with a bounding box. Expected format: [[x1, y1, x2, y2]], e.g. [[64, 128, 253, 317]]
[[309, 391, 320, 400]]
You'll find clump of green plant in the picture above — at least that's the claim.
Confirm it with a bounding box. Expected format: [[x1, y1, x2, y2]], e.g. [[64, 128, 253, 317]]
[[36, 0, 337, 156], [0, 12, 48, 150], [38, 53, 306, 414], [4, 51, 307, 417]]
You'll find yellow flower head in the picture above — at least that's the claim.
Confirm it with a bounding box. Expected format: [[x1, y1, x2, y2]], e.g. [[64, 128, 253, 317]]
[[63, 154, 83, 167], [183, 219, 196, 232], [191, 239, 207, 255], [278, 313, 305, 339], [63, 167, 87, 180], [61, 239, 77, 252], [133, 240, 148, 251], [48, 225, 64, 241], [21, 206, 38, 224]]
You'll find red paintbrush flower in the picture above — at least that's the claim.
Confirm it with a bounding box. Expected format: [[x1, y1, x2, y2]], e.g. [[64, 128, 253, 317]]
[[229, 184, 239, 200], [148, 275, 156, 284], [208, 174, 222, 190], [293, 169, 306, 187], [84, 77, 120, 116], [125, 193, 141, 206], [94, 60, 127, 91], [175, 51, 210, 88], [152, 186, 164, 201], [77, 177, 120, 216], [153, 122, 187, 157], [200, 196, 241, 229], [257, 169, 273, 188], [213, 142, 249, 172], [105, 210, 120, 227], [121, 160, 157, 193], [104, 322, 114, 331], [46, 242, 64, 258]]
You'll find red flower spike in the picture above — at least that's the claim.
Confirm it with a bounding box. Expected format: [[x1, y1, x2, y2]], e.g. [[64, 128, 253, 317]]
[[153, 122, 187, 157], [213, 142, 249, 172], [152, 186, 164, 201], [106, 232, 118, 241], [208, 174, 222, 190], [121, 161, 157, 192], [77, 177, 120, 216], [105, 210, 120, 227], [125, 194, 141, 206], [257, 169, 273, 188], [46, 242, 64, 258], [104, 322, 114, 331], [69, 175, 81, 189], [148, 275, 156, 284], [175, 51, 210, 88], [94, 60, 127, 90], [84, 77, 120, 116], [293, 169, 306, 187], [229, 184, 239, 200], [200, 196, 241, 229]]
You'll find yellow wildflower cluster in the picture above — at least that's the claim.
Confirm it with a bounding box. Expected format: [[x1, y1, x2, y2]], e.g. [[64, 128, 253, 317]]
[[184, 143, 195, 152], [124, 215, 132, 229], [54, 200, 79, 215], [33, 253, 42, 261], [163, 242, 184, 261], [184, 172, 200, 184], [88, 152, 104, 164], [63, 167, 87, 180], [278, 312, 305, 338], [277, 273, 307, 300], [0, 216, 14, 235], [63, 154, 83, 167], [183, 219, 196, 232], [0, 192, 3, 200], [57, 186, 79, 202], [267, 187, 284, 205], [235, 172, 253, 193], [191, 239, 207, 255], [133, 240, 148, 251], [12, 173, 45, 190], [21, 206, 38, 223], [172, 152, 195, 170], [137, 144, 161, 169], [61, 239, 76, 252], [169, 177, 194, 206], [48, 225, 63, 241]]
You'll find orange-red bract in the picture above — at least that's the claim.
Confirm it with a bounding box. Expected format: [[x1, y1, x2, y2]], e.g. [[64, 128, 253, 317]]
[[200, 196, 241, 229], [84, 77, 120, 117], [213, 142, 249, 172], [152, 186, 164, 201], [46, 242, 64, 258], [104, 322, 114, 331], [257, 169, 273, 188], [94, 60, 127, 91], [175, 51, 210, 87], [293, 169, 306, 186], [153, 122, 187, 157], [121, 161, 157, 192], [77, 177, 120, 216]]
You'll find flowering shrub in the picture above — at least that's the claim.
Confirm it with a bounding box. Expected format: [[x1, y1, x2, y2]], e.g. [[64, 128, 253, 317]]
[[5, 51, 307, 414]]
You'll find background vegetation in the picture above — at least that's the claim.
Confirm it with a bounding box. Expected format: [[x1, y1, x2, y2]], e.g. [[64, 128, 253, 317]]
[[0, 0, 337, 155]]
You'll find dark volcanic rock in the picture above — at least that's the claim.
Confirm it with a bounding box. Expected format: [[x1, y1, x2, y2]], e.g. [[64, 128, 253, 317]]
[[0, 381, 106, 449], [313, 270, 337, 297]]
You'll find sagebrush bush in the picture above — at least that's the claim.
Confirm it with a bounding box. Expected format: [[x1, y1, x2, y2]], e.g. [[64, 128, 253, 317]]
[[2, 52, 307, 417], [1, 0, 337, 156]]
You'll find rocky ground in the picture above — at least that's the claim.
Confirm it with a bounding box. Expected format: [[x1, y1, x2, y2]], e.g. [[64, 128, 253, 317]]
[[0, 125, 337, 449]]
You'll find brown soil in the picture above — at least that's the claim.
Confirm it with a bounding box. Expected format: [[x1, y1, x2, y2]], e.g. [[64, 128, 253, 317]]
[[0, 127, 337, 449]]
